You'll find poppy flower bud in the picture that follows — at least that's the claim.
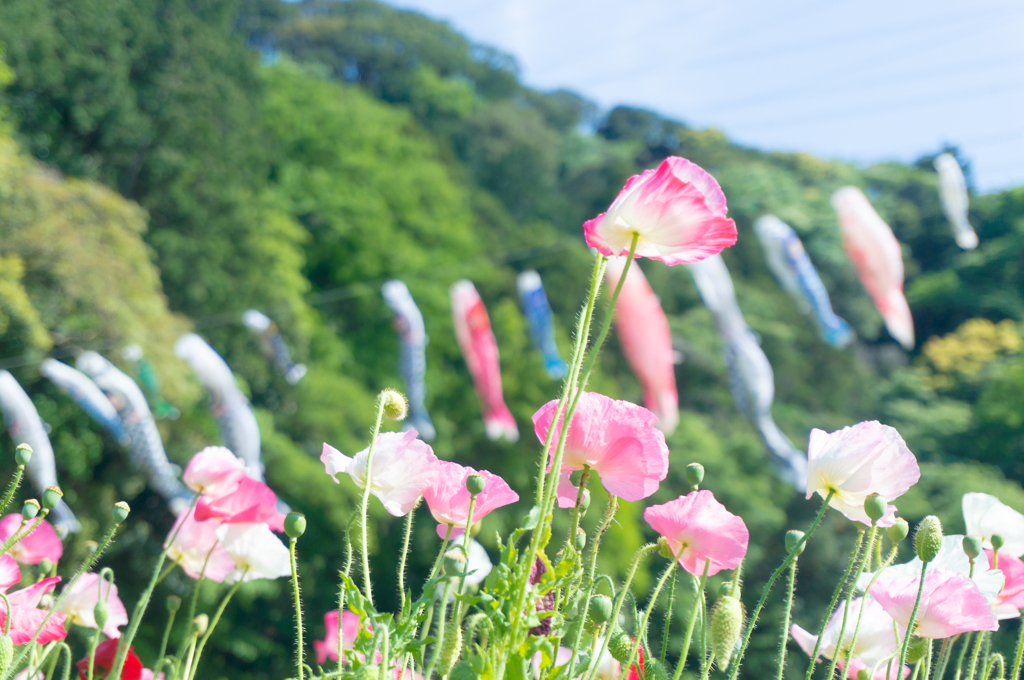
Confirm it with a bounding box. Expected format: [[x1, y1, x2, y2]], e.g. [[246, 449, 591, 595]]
[[657, 536, 676, 560], [992, 535, 1005, 552], [718, 582, 734, 598], [607, 631, 633, 663], [83, 541, 98, 555], [443, 549, 466, 576], [645, 658, 669, 680], [864, 493, 887, 523], [14, 443, 32, 467], [857, 671, 871, 680], [589, 595, 613, 624], [192, 614, 209, 636], [284, 512, 306, 539], [438, 625, 463, 676], [906, 635, 929, 663], [39, 559, 53, 575], [21, 499, 39, 520], [686, 463, 705, 490], [353, 665, 380, 680], [0, 635, 12, 676], [963, 535, 983, 561], [785, 530, 806, 556], [915, 516, 943, 563], [112, 501, 130, 524], [711, 595, 744, 670], [167, 595, 181, 613], [887, 518, 909, 543], [465, 474, 486, 496], [575, 528, 587, 551], [379, 389, 408, 421], [94, 600, 109, 629], [42, 486, 63, 511], [578, 489, 591, 515]]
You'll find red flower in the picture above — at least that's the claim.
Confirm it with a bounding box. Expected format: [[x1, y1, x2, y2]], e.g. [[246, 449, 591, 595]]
[[77, 638, 143, 680]]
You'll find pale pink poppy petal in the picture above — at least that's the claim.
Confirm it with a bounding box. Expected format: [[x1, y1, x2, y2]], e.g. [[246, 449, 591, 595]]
[[182, 446, 247, 497], [215, 523, 291, 582], [792, 597, 906, 679], [533, 392, 669, 502], [0, 554, 21, 590], [964, 493, 1024, 556], [0, 514, 63, 565], [554, 469, 579, 509], [870, 567, 997, 638], [164, 507, 236, 583], [987, 550, 1024, 617], [195, 477, 286, 532], [57, 572, 129, 638], [334, 431, 439, 517], [321, 443, 352, 484], [7, 576, 61, 608], [423, 461, 518, 538], [314, 609, 370, 665], [1, 605, 68, 645], [584, 156, 737, 266], [643, 491, 748, 576]]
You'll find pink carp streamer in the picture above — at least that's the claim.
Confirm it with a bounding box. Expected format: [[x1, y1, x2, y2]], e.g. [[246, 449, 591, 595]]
[[604, 258, 679, 435], [450, 280, 519, 442], [831, 187, 915, 350]]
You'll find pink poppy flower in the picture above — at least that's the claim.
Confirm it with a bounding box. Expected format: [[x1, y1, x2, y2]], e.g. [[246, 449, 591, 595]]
[[313, 610, 371, 666], [0, 514, 63, 565], [583, 156, 737, 267], [963, 493, 1024, 556], [195, 477, 286, 532], [163, 507, 235, 583], [643, 491, 748, 576], [870, 567, 998, 638], [214, 523, 291, 582], [0, 555, 67, 644], [422, 462, 519, 538], [533, 392, 669, 506], [791, 596, 907, 680], [805, 421, 919, 527], [57, 572, 128, 638], [321, 431, 439, 516], [986, 550, 1024, 618], [182, 446, 247, 497]]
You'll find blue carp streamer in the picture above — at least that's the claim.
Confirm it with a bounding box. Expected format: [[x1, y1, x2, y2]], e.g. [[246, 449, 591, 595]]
[[76, 352, 192, 514], [242, 310, 308, 385], [0, 370, 82, 534], [688, 254, 808, 490], [40, 358, 129, 445], [754, 215, 854, 348], [174, 333, 265, 480], [121, 345, 180, 420], [382, 280, 436, 441], [516, 270, 568, 379]]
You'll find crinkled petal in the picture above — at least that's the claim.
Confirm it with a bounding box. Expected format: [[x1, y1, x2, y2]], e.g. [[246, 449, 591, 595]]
[[643, 491, 748, 576]]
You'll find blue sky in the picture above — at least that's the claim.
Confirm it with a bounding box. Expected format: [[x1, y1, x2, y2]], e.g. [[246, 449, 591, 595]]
[[388, 0, 1024, 192]]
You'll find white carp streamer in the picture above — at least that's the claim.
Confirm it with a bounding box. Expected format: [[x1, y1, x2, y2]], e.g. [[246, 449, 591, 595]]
[[934, 153, 979, 251]]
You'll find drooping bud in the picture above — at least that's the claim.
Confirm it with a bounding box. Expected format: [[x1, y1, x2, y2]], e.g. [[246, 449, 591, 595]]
[[443, 548, 466, 576], [963, 535, 983, 562], [992, 535, 1005, 552], [112, 501, 130, 524], [465, 474, 486, 496], [864, 493, 887, 523], [0, 635, 12, 676], [857, 670, 871, 680], [915, 516, 943, 563], [785, 530, 806, 556], [21, 499, 40, 520], [575, 528, 587, 551], [437, 624, 463, 676], [657, 536, 676, 560], [192, 614, 209, 636], [94, 600, 109, 629], [686, 463, 705, 490], [284, 512, 306, 539], [905, 635, 929, 664], [645, 658, 669, 680], [38, 559, 53, 575], [379, 389, 408, 421], [41, 486, 63, 511], [14, 443, 32, 467], [887, 518, 910, 543], [589, 595, 613, 624], [167, 595, 182, 613], [607, 631, 632, 664], [718, 582, 734, 599], [83, 541, 99, 555], [711, 595, 744, 670]]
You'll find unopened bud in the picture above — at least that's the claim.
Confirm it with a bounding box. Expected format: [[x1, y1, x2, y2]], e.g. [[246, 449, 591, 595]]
[[0, 634, 12, 675], [992, 535, 1005, 552], [167, 595, 182, 613], [785, 530, 806, 556], [578, 489, 591, 515], [112, 501, 130, 524], [443, 549, 466, 576], [657, 536, 676, 560], [857, 670, 871, 680], [711, 595, 744, 670], [607, 631, 632, 663], [284, 512, 306, 539], [14, 443, 32, 467], [379, 389, 408, 421], [575, 528, 586, 551], [353, 666, 381, 680], [686, 463, 705, 489], [718, 582, 734, 598], [864, 493, 887, 523], [94, 600, 109, 629], [38, 559, 53, 575], [963, 535, 983, 561], [589, 595, 613, 624], [437, 624, 463, 675], [465, 474, 486, 496], [887, 518, 910, 543], [21, 499, 40, 520], [83, 541, 99, 555], [915, 516, 943, 563], [42, 486, 63, 511], [192, 614, 209, 636], [644, 658, 669, 680], [905, 635, 929, 664]]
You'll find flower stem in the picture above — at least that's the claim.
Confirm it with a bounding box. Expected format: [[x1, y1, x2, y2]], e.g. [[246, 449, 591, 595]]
[[1012, 621, 1024, 680], [897, 561, 930, 677], [187, 571, 247, 680], [729, 489, 835, 680], [399, 504, 417, 613], [661, 571, 677, 665], [565, 466, 591, 551], [359, 394, 389, 607], [967, 632, 987, 680], [424, 579, 454, 680], [0, 466, 24, 516], [826, 525, 878, 680], [805, 528, 866, 680], [984, 652, 1006, 680], [842, 543, 900, 678], [671, 561, 711, 680], [621, 561, 676, 678], [86, 628, 101, 680], [955, 634, 974, 680], [0, 514, 45, 557], [775, 559, 799, 680], [934, 637, 954, 680], [290, 537, 305, 680], [155, 598, 178, 669]]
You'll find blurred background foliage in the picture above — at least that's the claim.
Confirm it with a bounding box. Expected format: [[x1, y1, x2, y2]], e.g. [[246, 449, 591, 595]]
[[0, 0, 1022, 677]]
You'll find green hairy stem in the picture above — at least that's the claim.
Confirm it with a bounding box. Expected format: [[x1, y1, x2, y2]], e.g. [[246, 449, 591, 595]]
[[359, 394, 389, 606], [897, 561, 929, 678]]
